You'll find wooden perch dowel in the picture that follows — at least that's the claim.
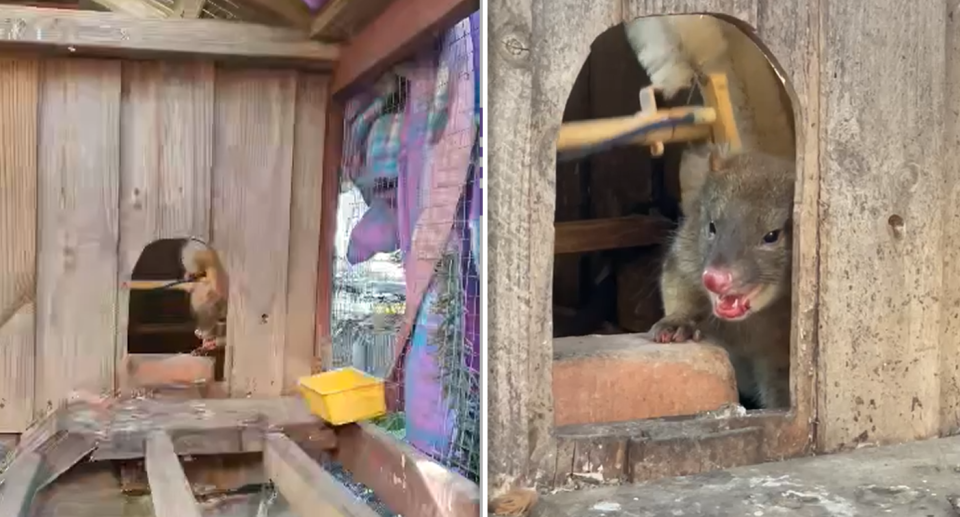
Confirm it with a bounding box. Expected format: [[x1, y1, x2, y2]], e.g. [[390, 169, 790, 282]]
[[554, 215, 674, 254], [555, 107, 715, 152], [124, 280, 195, 291]]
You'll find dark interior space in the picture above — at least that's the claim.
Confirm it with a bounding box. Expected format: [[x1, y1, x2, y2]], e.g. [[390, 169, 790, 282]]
[[552, 24, 694, 339], [127, 238, 225, 381]]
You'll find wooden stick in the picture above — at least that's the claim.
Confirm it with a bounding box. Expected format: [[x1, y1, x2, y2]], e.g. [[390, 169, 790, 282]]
[[555, 107, 715, 152], [145, 432, 203, 517], [124, 280, 195, 291]]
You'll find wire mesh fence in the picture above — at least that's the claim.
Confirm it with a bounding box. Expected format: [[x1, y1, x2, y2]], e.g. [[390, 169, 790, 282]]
[[328, 11, 480, 483]]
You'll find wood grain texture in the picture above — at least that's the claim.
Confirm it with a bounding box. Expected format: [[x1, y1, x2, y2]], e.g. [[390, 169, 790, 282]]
[[264, 433, 379, 517], [818, 0, 946, 450], [212, 68, 297, 397], [284, 74, 328, 393], [309, 0, 396, 41], [754, 0, 819, 455], [488, 0, 622, 496], [941, 0, 960, 436], [35, 58, 121, 420], [0, 58, 39, 432], [314, 94, 343, 371], [0, 5, 338, 68], [623, 0, 757, 26], [333, 423, 481, 517], [145, 432, 203, 517], [116, 60, 214, 390]]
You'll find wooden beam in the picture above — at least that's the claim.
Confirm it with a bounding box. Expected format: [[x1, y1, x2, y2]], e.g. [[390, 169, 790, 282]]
[[239, 0, 313, 30], [0, 5, 339, 70], [330, 0, 477, 95], [554, 215, 675, 254], [309, 0, 396, 42], [314, 93, 344, 370], [0, 451, 42, 517], [88, 0, 170, 18], [89, 397, 336, 460], [145, 432, 203, 517], [333, 423, 481, 517], [174, 0, 206, 18], [264, 433, 380, 517]]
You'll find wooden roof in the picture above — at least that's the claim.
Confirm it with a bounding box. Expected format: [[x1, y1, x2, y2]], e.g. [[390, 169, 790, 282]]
[[0, 0, 399, 42]]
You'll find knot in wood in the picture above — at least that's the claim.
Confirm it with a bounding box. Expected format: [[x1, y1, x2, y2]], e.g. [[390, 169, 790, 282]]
[[500, 31, 530, 64]]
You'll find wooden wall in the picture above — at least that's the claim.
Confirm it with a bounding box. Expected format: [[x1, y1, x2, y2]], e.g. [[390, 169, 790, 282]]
[[0, 55, 328, 432], [490, 0, 960, 496]]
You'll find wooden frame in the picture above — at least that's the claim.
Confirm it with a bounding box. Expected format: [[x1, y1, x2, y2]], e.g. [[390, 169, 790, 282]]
[[488, 0, 819, 495], [0, 398, 479, 517], [0, 5, 339, 69]]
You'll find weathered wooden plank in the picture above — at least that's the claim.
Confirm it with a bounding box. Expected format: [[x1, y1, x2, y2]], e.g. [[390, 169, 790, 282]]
[[623, 0, 757, 26], [283, 73, 328, 393], [314, 94, 342, 372], [754, 0, 819, 455], [0, 57, 39, 432], [0, 451, 42, 517], [145, 432, 202, 517], [0, 5, 339, 68], [309, 0, 396, 42], [35, 58, 121, 419], [242, 0, 313, 30], [87, 397, 329, 460], [334, 423, 481, 517], [818, 0, 945, 450], [330, 0, 477, 95], [488, 0, 621, 496], [553, 215, 672, 254], [212, 68, 297, 397], [265, 433, 379, 517], [117, 60, 214, 391], [175, 0, 206, 18], [941, 0, 960, 436], [89, 0, 170, 18]]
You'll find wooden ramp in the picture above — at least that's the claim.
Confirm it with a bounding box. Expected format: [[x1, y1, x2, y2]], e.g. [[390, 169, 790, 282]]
[[0, 397, 480, 517]]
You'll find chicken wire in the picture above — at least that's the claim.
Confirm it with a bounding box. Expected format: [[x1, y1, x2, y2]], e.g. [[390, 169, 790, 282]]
[[329, 14, 480, 483]]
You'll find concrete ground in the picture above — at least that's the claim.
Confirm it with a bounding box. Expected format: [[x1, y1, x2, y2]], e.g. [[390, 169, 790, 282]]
[[533, 435, 960, 517]]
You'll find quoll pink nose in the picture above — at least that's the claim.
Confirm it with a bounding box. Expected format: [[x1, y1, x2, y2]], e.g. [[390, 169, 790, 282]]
[[702, 268, 733, 294]]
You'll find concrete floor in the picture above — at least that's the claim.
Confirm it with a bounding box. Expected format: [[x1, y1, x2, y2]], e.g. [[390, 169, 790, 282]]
[[534, 435, 960, 517]]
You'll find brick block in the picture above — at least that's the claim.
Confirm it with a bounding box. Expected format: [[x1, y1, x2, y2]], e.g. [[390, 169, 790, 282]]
[[123, 354, 215, 389], [553, 334, 738, 427]]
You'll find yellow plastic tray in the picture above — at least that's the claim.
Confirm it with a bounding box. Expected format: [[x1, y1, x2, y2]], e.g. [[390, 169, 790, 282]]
[[298, 367, 387, 426]]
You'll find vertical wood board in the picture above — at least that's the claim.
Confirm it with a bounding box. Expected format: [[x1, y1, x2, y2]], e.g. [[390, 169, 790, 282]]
[[0, 58, 39, 432], [818, 1, 946, 450], [284, 73, 328, 393], [35, 58, 121, 419], [940, 0, 960, 436], [116, 60, 214, 389], [212, 67, 297, 397]]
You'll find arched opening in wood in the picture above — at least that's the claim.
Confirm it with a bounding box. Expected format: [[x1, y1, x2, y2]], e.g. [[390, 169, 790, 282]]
[[126, 238, 227, 382], [552, 15, 800, 424]]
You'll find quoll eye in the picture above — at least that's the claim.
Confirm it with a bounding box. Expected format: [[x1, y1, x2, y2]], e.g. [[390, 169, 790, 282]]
[[762, 230, 781, 244], [708, 221, 717, 235]]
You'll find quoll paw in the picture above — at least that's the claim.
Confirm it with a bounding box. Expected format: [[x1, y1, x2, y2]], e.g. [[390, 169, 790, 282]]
[[651, 318, 701, 343]]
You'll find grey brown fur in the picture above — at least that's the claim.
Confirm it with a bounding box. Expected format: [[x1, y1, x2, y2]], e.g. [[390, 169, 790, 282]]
[[651, 152, 795, 409]]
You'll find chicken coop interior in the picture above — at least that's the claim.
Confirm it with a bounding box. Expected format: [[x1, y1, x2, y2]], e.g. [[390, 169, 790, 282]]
[[0, 0, 481, 515]]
